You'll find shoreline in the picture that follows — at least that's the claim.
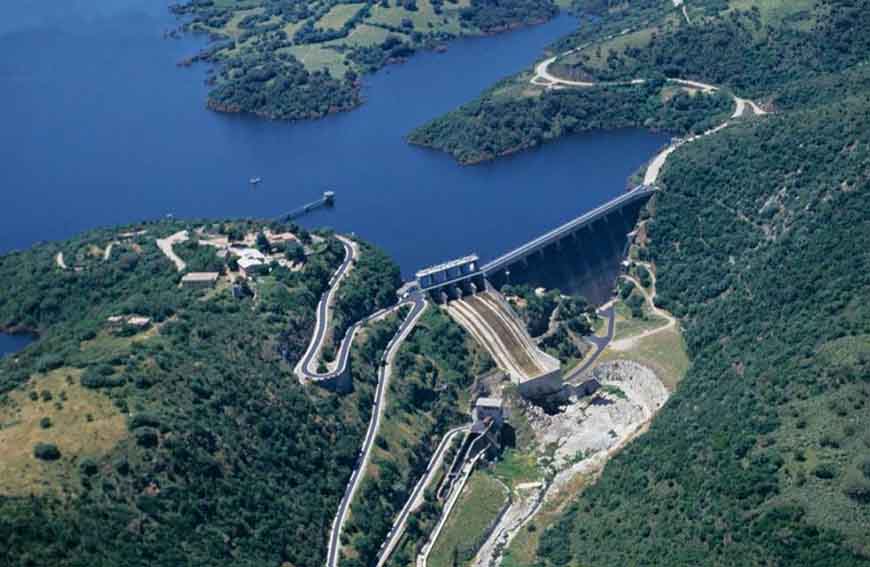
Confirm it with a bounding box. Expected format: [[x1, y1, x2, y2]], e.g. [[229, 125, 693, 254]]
[[176, 8, 561, 123]]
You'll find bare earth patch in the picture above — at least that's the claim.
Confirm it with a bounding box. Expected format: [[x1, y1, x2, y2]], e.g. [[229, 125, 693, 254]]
[[474, 361, 668, 567], [0, 368, 126, 497]]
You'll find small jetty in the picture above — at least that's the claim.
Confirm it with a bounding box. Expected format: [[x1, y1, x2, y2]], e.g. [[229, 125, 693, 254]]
[[277, 191, 336, 222]]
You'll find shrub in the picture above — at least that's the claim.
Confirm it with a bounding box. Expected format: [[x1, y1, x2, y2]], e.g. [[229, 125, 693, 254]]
[[39, 417, 52, 429], [129, 412, 162, 431], [35, 354, 63, 373], [79, 457, 99, 476], [135, 427, 159, 448], [81, 367, 126, 389], [813, 463, 838, 480], [33, 443, 61, 461], [114, 456, 130, 475]]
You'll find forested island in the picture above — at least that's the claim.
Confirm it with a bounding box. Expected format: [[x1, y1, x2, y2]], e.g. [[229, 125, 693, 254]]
[[172, 0, 557, 120]]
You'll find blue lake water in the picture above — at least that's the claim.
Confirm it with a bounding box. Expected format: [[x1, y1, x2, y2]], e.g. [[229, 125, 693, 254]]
[[0, 1, 666, 279], [0, 333, 34, 358]]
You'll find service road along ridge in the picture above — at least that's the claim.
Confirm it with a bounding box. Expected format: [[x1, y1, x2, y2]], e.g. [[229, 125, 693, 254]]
[[376, 424, 472, 567], [325, 294, 428, 567], [530, 54, 768, 186]]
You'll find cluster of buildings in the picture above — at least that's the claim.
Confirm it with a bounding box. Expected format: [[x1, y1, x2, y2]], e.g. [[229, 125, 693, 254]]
[[179, 246, 271, 290]]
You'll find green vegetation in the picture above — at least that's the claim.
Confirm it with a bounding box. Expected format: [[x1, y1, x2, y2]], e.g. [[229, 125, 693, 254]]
[[334, 240, 402, 341], [400, 0, 870, 564], [343, 307, 492, 567], [410, 0, 870, 164], [530, 5, 870, 564], [0, 219, 394, 567], [428, 470, 508, 567], [172, 0, 557, 120], [502, 285, 596, 366], [409, 79, 731, 163]]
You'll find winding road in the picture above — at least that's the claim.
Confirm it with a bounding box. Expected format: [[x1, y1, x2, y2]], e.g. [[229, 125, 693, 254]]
[[609, 260, 677, 351], [325, 294, 427, 567], [565, 304, 615, 382], [530, 52, 767, 186], [295, 235, 359, 383], [155, 230, 189, 272]]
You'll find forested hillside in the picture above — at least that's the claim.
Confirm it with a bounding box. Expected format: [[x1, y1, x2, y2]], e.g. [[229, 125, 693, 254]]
[[172, 0, 557, 120], [404, 0, 870, 564], [0, 221, 395, 567], [537, 91, 870, 567], [454, 1, 870, 565], [409, 0, 870, 164]]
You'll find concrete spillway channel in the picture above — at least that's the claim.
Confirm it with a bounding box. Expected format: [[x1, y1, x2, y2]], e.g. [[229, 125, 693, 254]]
[[446, 292, 554, 382], [447, 300, 527, 379]]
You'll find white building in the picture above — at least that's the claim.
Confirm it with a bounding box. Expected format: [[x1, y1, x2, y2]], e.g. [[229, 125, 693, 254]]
[[181, 272, 220, 289], [238, 257, 265, 279]]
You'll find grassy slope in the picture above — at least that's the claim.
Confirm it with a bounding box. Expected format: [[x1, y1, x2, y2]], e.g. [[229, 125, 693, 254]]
[[429, 470, 509, 567], [342, 307, 493, 567], [0, 220, 386, 567]]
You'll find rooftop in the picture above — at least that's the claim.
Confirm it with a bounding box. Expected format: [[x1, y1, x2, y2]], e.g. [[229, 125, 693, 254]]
[[181, 272, 220, 283], [230, 247, 266, 261], [238, 257, 264, 269], [415, 254, 479, 279], [475, 397, 503, 408]]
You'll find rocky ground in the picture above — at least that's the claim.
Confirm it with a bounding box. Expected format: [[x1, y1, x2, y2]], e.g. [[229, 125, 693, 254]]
[[473, 360, 668, 567]]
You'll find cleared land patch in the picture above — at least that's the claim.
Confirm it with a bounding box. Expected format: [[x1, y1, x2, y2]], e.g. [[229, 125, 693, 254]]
[[0, 368, 126, 497], [429, 471, 509, 567], [317, 2, 366, 30]]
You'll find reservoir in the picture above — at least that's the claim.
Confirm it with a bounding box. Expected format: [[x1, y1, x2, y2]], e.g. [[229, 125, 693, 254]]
[[0, 333, 34, 358], [0, 1, 667, 276]]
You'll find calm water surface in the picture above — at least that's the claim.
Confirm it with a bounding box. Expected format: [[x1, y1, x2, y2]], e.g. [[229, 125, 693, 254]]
[[0, 333, 34, 357], [1, 1, 666, 277]]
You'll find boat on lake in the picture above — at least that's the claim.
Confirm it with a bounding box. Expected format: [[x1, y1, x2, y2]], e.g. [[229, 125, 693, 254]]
[[249, 177, 262, 185]]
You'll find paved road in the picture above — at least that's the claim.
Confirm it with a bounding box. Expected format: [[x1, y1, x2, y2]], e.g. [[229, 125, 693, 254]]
[[565, 304, 615, 382], [376, 424, 471, 567], [529, 54, 767, 185], [155, 230, 189, 272], [296, 236, 357, 383], [325, 294, 427, 567], [416, 434, 491, 567]]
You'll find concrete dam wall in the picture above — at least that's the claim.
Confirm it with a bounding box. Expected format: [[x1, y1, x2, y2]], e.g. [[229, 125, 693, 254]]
[[487, 200, 644, 305]]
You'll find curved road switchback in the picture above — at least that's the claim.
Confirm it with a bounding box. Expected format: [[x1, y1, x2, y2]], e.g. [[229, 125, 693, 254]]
[[325, 294, 428, 567], [296, 235, 358, 383]]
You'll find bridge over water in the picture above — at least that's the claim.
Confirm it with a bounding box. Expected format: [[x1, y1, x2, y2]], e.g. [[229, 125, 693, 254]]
[[414, 184, 657, 298]]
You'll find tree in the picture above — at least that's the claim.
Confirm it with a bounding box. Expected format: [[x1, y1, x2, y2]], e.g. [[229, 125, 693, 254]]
[[256, 232, 271, 253], [33, 443, 61, 461]]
